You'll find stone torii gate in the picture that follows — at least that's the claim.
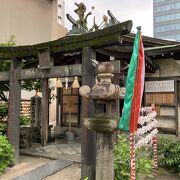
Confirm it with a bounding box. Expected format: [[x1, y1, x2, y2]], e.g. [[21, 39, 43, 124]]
[[0, 20, 133, 179]]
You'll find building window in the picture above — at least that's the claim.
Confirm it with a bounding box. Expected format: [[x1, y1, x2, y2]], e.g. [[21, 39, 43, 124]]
[[154, 23, 180, 33], [154, 2, 180, 13], [154, 12, 180, 23], [57, 0, 64, 25], [154, 0, 167, 3], [157, 34, 180, 41]]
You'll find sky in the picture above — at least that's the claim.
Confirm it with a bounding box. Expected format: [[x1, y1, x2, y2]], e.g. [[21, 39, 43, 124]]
[[65, 0, 153, 37]]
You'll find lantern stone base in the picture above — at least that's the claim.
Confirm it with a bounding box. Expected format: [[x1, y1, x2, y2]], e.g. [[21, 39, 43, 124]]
[[54, 126, 81, 138]]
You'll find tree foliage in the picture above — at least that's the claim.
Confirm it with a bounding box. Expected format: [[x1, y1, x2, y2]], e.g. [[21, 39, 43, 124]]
[[114, 134, 153, 180], [0, 101, 8, 119], [0, 35, 41, 101], [0, 134, 14, 174], [158, 136, 180, 173], [0, 109, 14, 174], [0, 36, 15, 101]]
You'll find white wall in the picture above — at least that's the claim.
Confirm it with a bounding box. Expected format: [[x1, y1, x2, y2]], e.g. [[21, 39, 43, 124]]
[[0, 0, 67, 45], [146, 58, 180, 78]]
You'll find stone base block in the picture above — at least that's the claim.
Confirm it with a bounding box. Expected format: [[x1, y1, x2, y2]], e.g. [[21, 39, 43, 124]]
[[54, 126, 81, 138]]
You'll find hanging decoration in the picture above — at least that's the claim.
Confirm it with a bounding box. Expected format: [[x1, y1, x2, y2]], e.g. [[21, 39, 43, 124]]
[[65, 77, 69, 89], [118, 27, 145, 132], [117, 27, 158, 179], [136, 129, 158, 148], [56, 78, 63, 88], [137, 121, 157, 136], [136, 106, 158, 168], [118, 27, 145, 180], [152, 136, 158, 168], [72, 76, 80, 88], [138, 109, 157, 125], [126, 106, 159, 179]]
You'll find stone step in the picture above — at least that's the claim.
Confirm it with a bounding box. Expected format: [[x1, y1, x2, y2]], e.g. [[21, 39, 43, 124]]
[[13, 159, 73, 180]]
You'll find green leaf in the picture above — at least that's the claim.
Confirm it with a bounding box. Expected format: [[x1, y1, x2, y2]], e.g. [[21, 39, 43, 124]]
[[0, 134, 14, 173]]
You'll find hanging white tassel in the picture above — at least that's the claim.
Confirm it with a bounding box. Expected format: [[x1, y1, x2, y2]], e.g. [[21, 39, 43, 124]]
[[65, 77, 68, 89]]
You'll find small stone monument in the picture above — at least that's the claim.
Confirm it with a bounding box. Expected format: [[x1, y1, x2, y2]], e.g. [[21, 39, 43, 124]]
[[30, 92, 41, 142], [31, 93, 41, 127]]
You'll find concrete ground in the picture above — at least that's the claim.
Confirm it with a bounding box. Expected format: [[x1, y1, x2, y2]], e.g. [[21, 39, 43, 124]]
[[140, 168, 180, 180], [0, 155, 80, 180], [43, 163, 80, 180], [20, 139, 81, 163], [0, 156, 51, 180], [1, 137, 179, 180], [1, 138, 81, 180]]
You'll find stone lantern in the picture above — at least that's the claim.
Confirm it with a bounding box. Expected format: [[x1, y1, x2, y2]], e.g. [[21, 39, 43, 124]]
[[79, 62, 121, 180]]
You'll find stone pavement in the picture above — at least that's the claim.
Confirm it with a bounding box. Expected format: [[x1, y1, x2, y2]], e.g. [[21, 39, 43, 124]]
[[4, 137, 180, 180], [20, 138, 81, 163], [1, 138, 81, 180], [13, 159, 73, 180], [0, 156, 52, 180]]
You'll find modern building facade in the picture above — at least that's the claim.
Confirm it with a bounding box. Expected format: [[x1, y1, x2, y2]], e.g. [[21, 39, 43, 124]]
[[0, 0, 67, 45], [153, 0, 180, 41]]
